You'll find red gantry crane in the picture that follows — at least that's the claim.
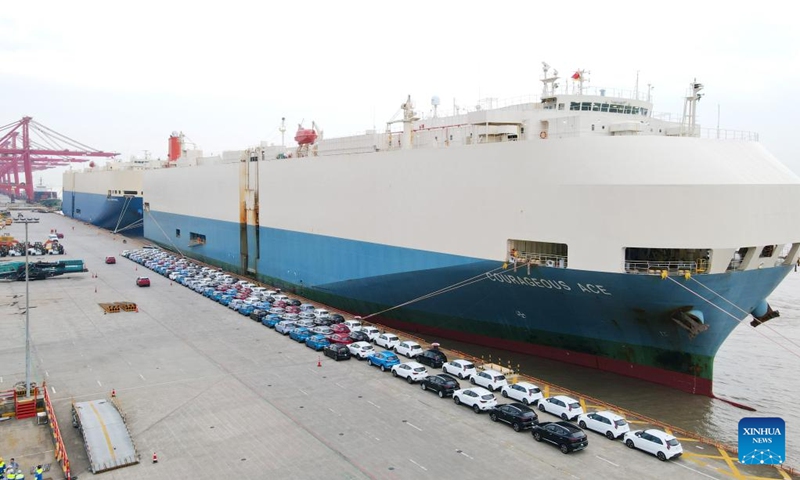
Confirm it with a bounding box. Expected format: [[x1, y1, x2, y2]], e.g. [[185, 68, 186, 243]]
[[0, 117, 119, 201]]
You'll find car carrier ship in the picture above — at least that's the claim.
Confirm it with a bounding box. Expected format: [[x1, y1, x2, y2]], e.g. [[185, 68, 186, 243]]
[[64, 65, 800, 396]]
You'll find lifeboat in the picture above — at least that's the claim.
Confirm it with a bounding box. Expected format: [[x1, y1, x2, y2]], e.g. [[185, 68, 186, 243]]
[[295, 126, 317, 145]]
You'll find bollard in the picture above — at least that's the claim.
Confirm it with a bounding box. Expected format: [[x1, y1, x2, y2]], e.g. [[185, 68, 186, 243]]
[[152, 452, 158, 464]]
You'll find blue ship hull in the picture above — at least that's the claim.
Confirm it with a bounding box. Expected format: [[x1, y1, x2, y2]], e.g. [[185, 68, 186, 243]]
[[62, 190, 143, 235], [144, 210, 791, 395]]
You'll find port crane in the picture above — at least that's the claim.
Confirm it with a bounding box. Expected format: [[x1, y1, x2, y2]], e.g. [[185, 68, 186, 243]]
[[0, 117, 118, 201]]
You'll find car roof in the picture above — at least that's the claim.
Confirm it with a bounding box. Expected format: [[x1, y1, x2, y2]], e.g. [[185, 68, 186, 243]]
[[515, 381, 537, 388], [453, 359, 474, 365], [551, 395, 578, 402], [506, 402, 534, 411], [403, 361, 425, 368], [592, 410, 624, 420], [482, 369, 505, 376], [644, 429, 676, 440], [401, 340, 420, 345], [462, 386, 492, 395], [553, 421, 582, 432], [436, 373, 459, 382]]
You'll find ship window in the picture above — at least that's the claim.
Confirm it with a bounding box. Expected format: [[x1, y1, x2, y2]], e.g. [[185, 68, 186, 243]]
[[632, 107, 640, 115], [623, 106, 632, 114], [144, 202, 150, 212], [591, 103, 601, 112], [609, 104, 620, 113], [570, 102, 579, 111], [75, 208, 81, 214], [123, 190, 137, 195], [624, 247, 711, 274], [558, 103, 564, 110], [189, 232, 206, 246], [760, 245, 777, 258], [580, 102, 591, 111], [175, 229, 181, 238], [591, 124, 595, 131], [600, 103, 609, 112], [642, 108, 649, 116]]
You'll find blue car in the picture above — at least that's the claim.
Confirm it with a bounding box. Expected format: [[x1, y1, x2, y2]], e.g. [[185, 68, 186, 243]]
[[262, 314, 283, 328], [219, 296, 234, 306], [290, 327, 312, 343], [305, 334, 330, 351], [239, 305, 255, 316], [367, 350, 401, 372]]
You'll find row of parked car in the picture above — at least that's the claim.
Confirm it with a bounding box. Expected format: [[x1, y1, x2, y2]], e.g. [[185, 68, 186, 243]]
[[122, 247, 684, 461]]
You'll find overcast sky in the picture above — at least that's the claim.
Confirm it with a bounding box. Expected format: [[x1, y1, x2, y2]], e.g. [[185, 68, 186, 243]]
[[1, 0, 798, 192]]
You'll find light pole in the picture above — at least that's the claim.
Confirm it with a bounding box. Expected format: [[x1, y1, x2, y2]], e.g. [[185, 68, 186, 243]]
[[17, 213, 39, 398]]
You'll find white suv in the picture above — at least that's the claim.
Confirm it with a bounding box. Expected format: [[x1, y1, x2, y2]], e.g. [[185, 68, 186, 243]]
[[578, 411, 630, 440], [395, 341, 423, 358], [374, 333, 400, 350], [538, 395, 584, 421], [361, 326, 381, 342], [470, 369, 508, 392], [624, 429, 683, 461], [500, 381, 543, 406], [391, 362, 428, 383], [453, 387, 497, 413], [442, 359, 477, 379], [347, 341, 374, 359]]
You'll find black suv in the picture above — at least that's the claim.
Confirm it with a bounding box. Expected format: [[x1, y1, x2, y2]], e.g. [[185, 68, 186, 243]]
[[416, 348, 447, 368], [531, 421, 588, 454], [323, 343, 351, 361], [489, 402, 538, 432], [420, 374, 460, 398]]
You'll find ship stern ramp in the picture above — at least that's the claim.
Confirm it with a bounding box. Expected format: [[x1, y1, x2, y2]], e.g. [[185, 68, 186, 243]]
[[72, 399, 139, 473]]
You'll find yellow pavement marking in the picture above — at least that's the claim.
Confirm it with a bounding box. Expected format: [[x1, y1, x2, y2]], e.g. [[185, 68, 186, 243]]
[[543, 385, 550, 398], [677, 437, 699, 442], [718, 447, 744, 479], [89, 402, 117, 462], [778, 468, 792, 480], [627, 419, 647, 424], [579, 398, 587, 412], [664, 427, 673, 435], [683, 452, 725, 460], [743, 474, 792, 480]]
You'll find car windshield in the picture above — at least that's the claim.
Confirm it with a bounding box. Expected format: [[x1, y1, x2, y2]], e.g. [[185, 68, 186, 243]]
[[480, 394, 494, 400], [386, 355, 398, 362], [413, 367, 425, 372], [520, 411, 535, 418], [531, 387, 541, 393], [614, 419, 628, 427], [666, 438, 680, 446], [463, 362, 474, 369], [569, 402, 581, 409], [495, 375, 506, 381]]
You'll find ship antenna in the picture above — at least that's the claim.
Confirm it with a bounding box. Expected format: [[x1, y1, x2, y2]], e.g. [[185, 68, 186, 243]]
[[279, 117, 286, 147]]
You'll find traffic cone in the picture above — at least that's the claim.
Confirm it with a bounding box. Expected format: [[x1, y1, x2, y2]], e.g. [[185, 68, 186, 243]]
[[317, 356, 322, 367], [111, 389, 116, 398], [152, 452, 158, 464]]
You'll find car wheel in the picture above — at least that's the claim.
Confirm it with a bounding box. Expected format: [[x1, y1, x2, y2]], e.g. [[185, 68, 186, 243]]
[[626, 439, 635, 449], [392, 370, 398, 377], [454, 396, 461, 405], [420, 383, 427, 391], [489, 413, 498, 422], [533, 432, 542, 442], [406, 376, 414, 384], [522, 398, 529, 405], [561, 413, 568, 421], [579, 421, 587, 429], [470, 378, 476, 385], [501, 390, 508, 398], [368, 360, 374, 367], [605, 431, 615, 440], [512, 422, 521, 432], [473, 404, 481, 414], [438, 390, 444, 398], [380, 365, 386, 372], [559, 444, 569, 454], [538, 404, 545, 412], [657, 451, 667, 461]]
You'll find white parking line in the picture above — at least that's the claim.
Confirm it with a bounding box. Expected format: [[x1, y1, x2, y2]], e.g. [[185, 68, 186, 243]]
[[335, 383, 345, 389], [457, 450, 474, 460], [139, 374, 146, 381], [406, 422, 422, 431], [328, 408, 339, 416], [673, 461, 720, 479], [97, 380, 102, 387], [298, 389, 309, 396], [0, 377, 3, 383], [51, 386, 56, 394], [374, 437, 380, 442], [45, 371, 49, 377], [409, 459, 427, 471], [595, 455, 619, 467], [367, 400, 381, 409]]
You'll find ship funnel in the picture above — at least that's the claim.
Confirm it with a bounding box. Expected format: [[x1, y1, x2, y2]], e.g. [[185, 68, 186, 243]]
[[168, 132, 182, 161]]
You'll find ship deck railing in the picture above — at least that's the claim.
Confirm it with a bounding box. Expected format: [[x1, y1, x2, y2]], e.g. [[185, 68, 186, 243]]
[[624, 260, 704, 275], [511, 252, 568, 269]]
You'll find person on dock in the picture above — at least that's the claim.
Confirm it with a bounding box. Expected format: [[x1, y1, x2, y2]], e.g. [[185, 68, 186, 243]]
[[0, 457, 5, 476], [34, 465, 42, 480]]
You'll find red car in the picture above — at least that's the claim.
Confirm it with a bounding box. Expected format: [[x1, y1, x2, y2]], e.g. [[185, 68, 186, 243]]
[[136, 276, 151, 287], [328, 334, 353, 345], [285, 305, 301, 314], [331, 323, 351, 335], [105, 256, 116, 264]]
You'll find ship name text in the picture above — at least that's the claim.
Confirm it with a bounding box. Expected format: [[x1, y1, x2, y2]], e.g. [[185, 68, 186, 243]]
[[486, 273, 612, 296]]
